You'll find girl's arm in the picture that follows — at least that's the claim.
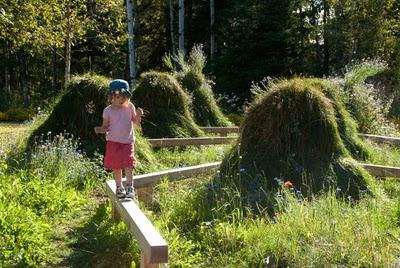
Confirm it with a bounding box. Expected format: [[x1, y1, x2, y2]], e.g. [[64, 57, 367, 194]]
[[94, 117, 109, 134], [130, 102, 143, 126]]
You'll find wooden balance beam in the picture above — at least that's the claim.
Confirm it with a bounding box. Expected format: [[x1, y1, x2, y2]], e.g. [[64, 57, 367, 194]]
[[105, 180, 168, 268]]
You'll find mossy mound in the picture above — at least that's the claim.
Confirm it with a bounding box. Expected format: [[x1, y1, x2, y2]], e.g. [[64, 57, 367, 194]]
[[28, 74, 155, 163], [220, 78, 375, 201], [132, 71, 204, 138], [180, 70, 231, 127]]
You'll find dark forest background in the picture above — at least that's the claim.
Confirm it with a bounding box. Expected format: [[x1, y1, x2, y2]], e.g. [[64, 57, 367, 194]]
[[1, 0, 400, 111]]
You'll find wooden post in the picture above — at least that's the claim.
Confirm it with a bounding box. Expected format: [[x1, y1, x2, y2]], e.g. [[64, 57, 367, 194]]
[[141, 252, 159, 268]]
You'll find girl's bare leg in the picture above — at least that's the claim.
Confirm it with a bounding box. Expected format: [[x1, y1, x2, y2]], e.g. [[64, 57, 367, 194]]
[[113, 169, 123, 187], [124, 167, 134, 187]]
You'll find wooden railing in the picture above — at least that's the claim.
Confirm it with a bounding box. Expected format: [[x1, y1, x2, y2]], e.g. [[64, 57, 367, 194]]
[[359, 133, 400, 146], [201, 126, 239, 136], [148, 137, 236, 147]]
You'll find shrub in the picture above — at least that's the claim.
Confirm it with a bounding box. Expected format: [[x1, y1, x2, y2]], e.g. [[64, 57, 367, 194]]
[[0, 200, 52, 267], [342, 60, 389, 132], [0, 108, 34, 122]]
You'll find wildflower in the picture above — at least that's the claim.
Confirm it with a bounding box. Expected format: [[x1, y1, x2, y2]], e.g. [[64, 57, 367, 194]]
[[273, 177, 283, 186], [283, 180, 293, 189]]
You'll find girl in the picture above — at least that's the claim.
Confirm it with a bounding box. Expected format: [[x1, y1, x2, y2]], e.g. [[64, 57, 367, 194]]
[[95, 79, 143, 199]]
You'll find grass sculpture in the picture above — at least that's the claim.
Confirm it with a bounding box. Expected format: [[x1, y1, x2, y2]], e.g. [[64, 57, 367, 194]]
[[132, 71, 204, 138], [219, 78, 376, 206], [27, 74, 155, 163], [164, 45, 231, 127], [180, 70, 232, 126], [305, 78, 372, 160]]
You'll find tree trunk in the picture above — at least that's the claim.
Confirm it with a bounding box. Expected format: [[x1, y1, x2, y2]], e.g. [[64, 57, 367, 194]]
[[4, 41, 10, 95], [126, 0, 136, 88], [20, 51, 30, 107], [52, 49, 58, 90], [322, 0, 330, 75], [64, 3, 72, 88], [210, 0, 215, 61], [169, 0, 175, 52], [310, 1, 322, 74], [178, 0, 184, 53]]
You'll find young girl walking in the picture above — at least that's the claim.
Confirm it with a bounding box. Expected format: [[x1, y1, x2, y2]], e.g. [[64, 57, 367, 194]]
[[95, 79, 143, 199]]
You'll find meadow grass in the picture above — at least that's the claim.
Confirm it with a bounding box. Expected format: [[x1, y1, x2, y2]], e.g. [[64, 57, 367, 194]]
[[1, 122, 400, 267]]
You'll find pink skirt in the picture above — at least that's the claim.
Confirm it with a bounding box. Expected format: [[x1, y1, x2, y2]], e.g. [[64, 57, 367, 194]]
[[104, 141, 137, 170]]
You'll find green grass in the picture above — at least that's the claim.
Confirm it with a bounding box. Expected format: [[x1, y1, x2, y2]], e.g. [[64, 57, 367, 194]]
[[151, 177, 400, 267], [0, 122, 29, 153], [1, 122, 400, 267]]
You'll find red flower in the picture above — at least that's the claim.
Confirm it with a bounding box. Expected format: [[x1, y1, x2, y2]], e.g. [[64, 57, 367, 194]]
[[284, 180, 293, 188]]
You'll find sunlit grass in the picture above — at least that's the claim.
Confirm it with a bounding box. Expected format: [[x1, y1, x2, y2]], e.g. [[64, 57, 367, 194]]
[[0, 122, 30, 153], [366, 140, 400, 167]]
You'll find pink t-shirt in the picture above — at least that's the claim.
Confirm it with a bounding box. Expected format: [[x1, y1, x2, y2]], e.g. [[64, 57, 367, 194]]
[[103, 102, 136, 144]]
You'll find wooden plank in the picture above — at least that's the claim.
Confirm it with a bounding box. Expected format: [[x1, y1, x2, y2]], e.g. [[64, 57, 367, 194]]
[[132, 161, 400, 189], [201, 126, 240, 134], [359, 133, 400, 146], [105, 180, 168, 264], [134, 162, 221, 188], [361, 163, 400, 178], [147, 137, 237, 147]]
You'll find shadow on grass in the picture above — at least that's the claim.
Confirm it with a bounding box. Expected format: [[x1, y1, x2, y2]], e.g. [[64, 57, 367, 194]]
[[67, 201, 140, 268]]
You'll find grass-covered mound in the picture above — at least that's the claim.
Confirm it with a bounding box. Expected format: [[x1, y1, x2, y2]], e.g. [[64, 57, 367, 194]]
[[180, 70, 231, 127], [132, 71, 204, 138], [27, 74, 155, 163], [305, 78, 372, 160], [220, 78, 376, 202], [164, 45, 231, 127]]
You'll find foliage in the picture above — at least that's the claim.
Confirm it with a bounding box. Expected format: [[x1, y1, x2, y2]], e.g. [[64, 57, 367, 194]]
[[0, 107, 34, 122], [2, 122, 400, 267], [152, 176, 399, 267], [0, 200, 52, 268], [132, 71, 204, 138], [342, 60, 391, 132], [0, 122, 106, 267]]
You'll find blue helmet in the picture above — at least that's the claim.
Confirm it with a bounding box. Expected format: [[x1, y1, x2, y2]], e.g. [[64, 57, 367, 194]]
[[108, 79, 131, 97]]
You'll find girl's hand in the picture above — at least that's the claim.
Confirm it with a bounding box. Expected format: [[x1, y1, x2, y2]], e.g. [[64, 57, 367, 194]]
[[137, 108, 144, 117], [94, 126, 106, 134]]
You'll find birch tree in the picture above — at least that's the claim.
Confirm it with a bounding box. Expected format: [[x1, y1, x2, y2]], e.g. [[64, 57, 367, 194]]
[[169, 0, 175, 52], [178, 0, 184, 53], [210, 0, 215, 60]]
